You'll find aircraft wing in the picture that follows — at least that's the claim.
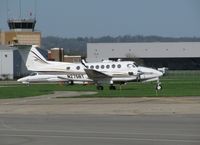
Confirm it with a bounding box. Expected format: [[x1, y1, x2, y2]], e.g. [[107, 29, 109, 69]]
[[84, 69, 112, 82]]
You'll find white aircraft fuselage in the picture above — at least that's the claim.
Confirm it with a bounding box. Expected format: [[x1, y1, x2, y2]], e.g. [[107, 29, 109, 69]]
[[18, 45, 163, 90]]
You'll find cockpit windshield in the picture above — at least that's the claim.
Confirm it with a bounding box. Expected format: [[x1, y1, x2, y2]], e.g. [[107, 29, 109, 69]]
[[133, 62, 138, 67]]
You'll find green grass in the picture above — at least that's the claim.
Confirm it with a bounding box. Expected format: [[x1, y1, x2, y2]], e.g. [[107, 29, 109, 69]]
[[1, 71, 200, 98]]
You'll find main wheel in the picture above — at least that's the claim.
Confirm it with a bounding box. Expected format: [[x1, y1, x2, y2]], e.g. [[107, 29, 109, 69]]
[[97, 85, 104, 90], [109, 85, 116, 90]]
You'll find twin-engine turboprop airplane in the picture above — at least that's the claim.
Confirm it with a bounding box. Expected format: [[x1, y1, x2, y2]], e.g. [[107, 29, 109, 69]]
[[18, 45, 163, 90]]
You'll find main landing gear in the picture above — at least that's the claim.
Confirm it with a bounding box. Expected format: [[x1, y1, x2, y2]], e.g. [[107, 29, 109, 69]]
[[96, 85, 104, 90], [96, 84, 116, 90], [109, 85, 116, 90]]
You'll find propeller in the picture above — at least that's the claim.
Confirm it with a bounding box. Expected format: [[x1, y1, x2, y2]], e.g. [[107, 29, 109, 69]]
[[136, 70, 144, 82]]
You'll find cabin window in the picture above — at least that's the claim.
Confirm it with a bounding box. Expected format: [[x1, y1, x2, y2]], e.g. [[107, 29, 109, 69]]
[[117, 64, 121, 68], [101, 65, 105, 69], [76, 66, 80, 70], [66, 67, 70, 70], [112, 64, 115, 68], [106, 65, 110, 69], [90, 65, 94, 69], [95, 65, 99, 69]]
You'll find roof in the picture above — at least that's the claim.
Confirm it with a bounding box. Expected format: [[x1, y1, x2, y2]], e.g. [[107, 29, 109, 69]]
[[0, 45, 17, 51], [87, 42, 200, 58]]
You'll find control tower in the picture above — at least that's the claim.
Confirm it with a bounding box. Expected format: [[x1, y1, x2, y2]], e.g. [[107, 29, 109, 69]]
[[0, 18, 41, 46], [0, 1, 41, 78]]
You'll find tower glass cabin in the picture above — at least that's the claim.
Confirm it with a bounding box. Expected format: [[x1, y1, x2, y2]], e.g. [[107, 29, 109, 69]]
[[7, 18, 36, 32]]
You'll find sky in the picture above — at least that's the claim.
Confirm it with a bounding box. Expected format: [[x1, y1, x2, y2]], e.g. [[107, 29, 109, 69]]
[[0, 0, 200, 37]]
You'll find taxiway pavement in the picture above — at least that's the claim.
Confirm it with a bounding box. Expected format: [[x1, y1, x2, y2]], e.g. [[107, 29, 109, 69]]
[[0, 114, 200, 145]]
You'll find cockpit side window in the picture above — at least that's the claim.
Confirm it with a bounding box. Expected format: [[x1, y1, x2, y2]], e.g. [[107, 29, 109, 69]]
[[127, 64, 132, 68], [127, 63, 138, 68]]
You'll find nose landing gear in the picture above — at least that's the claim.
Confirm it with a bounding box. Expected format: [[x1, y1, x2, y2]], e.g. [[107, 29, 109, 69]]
[[156, 79, 162, 90]]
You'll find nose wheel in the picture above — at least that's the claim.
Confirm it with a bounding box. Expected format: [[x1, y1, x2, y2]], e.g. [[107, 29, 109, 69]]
[[156, 84, 162, 90], [156, 80, 162, 90]]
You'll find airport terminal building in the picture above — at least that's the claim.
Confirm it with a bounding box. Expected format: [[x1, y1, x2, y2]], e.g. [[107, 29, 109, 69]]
[[87, 42, 200, 70]]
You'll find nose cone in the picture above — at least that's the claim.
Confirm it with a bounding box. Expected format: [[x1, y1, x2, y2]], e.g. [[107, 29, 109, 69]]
[[17, 78, 23, 82], [17, 77, 27, 82], [140, 67, 163, 77]]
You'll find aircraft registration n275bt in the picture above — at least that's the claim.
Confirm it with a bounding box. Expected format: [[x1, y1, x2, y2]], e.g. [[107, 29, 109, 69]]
[[18, 45, 163, 90]]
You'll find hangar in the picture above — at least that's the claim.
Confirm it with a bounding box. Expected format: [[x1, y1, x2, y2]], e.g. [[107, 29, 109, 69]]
[[0, 45, 21, 79], [87, 42, 200, 70]]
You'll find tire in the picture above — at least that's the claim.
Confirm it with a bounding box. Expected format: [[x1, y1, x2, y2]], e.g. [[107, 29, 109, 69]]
[[109, 85, 116, 90], [156, 84, 162, 90], [97, 86, 104, 90]]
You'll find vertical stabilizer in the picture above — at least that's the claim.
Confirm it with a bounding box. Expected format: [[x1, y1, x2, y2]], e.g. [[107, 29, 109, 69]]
[[26, 45, 48, 71]]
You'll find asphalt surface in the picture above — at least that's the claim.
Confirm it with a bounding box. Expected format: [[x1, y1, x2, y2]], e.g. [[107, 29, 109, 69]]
[[0, 88, 200, 144], [0, 92, 200, 115], [0, 114, 200, 145]]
